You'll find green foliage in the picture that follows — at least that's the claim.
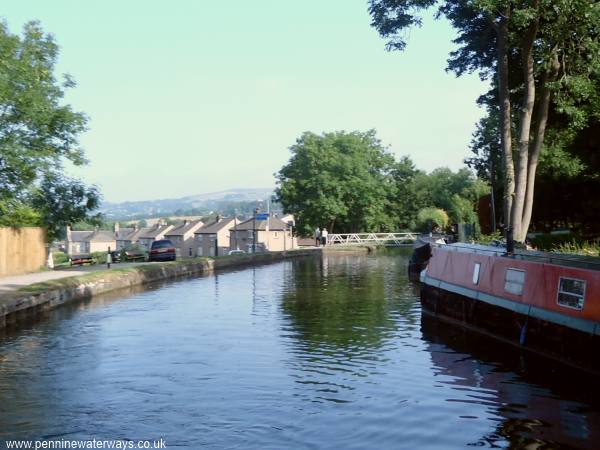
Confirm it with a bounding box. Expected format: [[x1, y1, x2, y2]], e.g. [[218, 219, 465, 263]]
[[529, 233, 577, 251], [31, 174, 101, 242], [275, 130, 398, 234], [412, 167, 488, 225], [369, 0, 600, 240], [416, 207, 449, 232], [552, 239, 600, 257], [0, 20, 99, 238], [0, 200, 41, 227], [275, 130, 489, 234], [52, 251, 70, 265], [476, 231, 503, 245], [90, 251, 107, 264], [449, 194, 478, 224]]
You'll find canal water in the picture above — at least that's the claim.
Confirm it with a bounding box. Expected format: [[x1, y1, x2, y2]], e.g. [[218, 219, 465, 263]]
[[1, 250, 600, 449]]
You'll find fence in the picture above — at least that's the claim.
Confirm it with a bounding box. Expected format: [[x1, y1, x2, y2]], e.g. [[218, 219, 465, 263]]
[[0, 227, 46, 277]]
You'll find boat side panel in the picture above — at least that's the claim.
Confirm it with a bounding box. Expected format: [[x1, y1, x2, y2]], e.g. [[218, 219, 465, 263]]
[[426, 247, 600, 322], [421, 283, 600, 375]]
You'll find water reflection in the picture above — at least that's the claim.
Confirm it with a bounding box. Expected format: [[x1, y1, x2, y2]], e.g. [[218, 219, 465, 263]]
[[0, 251, 599, 449], [422, 313, 600, 449]]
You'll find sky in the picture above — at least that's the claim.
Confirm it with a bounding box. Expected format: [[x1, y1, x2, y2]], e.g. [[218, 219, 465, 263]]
[[2, 1, 489, 203]]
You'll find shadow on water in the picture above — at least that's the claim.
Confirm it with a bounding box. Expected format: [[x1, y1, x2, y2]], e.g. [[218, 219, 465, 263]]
[[421, 309, 600, 449]]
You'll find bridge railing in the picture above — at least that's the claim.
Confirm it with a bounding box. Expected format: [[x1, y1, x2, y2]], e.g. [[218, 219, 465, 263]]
[[326, 233, 417, 246]]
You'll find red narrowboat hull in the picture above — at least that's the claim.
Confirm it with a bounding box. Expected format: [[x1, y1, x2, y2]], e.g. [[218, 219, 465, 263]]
[[420, 244, 600, 375]]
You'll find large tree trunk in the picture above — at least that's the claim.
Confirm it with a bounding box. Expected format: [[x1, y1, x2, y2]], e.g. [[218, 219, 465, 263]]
[[521, 52, 561, 238], [511, 15, 539, 243], [496, 12, 515, 231]]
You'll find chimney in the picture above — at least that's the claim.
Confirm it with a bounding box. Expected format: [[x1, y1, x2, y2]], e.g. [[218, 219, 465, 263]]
[[66, 225, 72, 242], [114, 222, 120, 236], [216, 214, 223, 222], [183, 219, 189, 226]]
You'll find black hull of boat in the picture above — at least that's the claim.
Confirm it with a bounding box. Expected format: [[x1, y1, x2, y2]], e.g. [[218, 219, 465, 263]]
[[420, 283, 600, 376]]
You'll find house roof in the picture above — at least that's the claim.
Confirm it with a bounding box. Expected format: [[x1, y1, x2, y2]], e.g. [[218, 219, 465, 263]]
[[232, 217, 289, 231], [68, 229, 117, 243], [68, 231, 93, 242], [87, 230, 117, 243], [165, 220, 204, 236], [115, 227, 134, 239], [195, 217, 237, 234], [118, 227, 149, 242], [139, 224, 174, 239]]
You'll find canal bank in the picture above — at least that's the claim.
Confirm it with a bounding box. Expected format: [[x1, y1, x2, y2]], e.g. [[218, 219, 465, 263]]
[[0, 246, 374, 329]]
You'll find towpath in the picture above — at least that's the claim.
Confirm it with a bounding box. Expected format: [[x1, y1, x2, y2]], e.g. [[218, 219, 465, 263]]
[[0, 262, 147, 293]]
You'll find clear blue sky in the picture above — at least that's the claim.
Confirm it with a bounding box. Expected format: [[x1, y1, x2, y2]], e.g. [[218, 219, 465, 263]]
[[2, 1, 488, 203]]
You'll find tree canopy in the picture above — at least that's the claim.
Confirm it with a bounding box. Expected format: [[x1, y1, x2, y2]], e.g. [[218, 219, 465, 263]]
[[275, 129, 485, 235], [275, 130, 397, 235], [369, 0, 600, 242], [0, 20, 99, 239]]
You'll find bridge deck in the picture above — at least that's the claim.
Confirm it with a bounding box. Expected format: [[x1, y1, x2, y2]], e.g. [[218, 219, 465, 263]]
[[326, 233, 417, 246]]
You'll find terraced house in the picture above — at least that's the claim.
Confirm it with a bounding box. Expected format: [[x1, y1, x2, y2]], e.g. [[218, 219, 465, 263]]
[[229, 216, 296, 253], [137, 223, 174, 251], [164, 219, 204, 257], [65, 226, 117, 255], [194, 216, 238, 257]]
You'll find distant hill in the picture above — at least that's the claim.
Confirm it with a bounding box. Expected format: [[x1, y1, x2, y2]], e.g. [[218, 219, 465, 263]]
[[100, 188, 275, 220]]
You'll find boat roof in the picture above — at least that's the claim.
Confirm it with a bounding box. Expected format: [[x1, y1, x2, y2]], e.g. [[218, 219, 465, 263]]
[[440, 242, 600, 271]]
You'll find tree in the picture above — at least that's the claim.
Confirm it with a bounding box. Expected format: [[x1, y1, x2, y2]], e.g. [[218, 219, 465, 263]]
[[416, 207, 449, 232], [31, 174, 101, 242], [0, 20, 99, 236], [388, 156, 427, 230], [369, 0, 600, 242], [412, 167, 489, 225], [275, 130, 398, 235]]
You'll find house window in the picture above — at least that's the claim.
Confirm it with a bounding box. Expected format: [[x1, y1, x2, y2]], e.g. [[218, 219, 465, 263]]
[[472, 263, 481, 285], [504, 268, 525, 295], [274, 231, 279, 238], [557, 277, 586, 310]]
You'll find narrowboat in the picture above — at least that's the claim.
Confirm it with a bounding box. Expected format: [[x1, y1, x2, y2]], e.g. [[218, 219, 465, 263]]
[[408, 235, 447, 281], [419, 243, 600, 375]]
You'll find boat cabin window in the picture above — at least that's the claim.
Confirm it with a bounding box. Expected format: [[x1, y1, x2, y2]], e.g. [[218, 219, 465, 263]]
[[504, 268, 525, 295], [557, 277, 586, 310], [472, 263, 481, 285]]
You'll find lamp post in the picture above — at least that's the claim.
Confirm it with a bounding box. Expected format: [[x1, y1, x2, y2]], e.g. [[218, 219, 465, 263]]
[[234, 211, 239, 251], [252, 207, 260, 253]]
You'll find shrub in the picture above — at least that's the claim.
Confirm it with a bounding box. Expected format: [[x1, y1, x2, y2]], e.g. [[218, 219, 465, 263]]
[[416, 207, 449, 232], [476, 231, 503, 245], [529, 233, 577, 251], [90, 251, 108, 264], [552, 239, 600, 257], [52, 252, 70, 265]]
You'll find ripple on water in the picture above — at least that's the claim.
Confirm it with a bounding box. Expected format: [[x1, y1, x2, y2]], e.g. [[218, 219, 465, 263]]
[[1, 251, 600, 449]]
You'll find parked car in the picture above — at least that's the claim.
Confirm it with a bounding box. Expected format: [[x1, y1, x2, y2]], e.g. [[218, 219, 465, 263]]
[[109, 250, 121, 263], [228, 249, 246, 256], [149, 239, 176, 262], [70, 254, 95, 266]]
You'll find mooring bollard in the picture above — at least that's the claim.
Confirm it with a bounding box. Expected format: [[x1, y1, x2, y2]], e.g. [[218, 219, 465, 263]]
[[107, 246, 112, 269]]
